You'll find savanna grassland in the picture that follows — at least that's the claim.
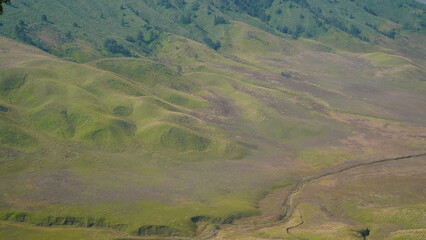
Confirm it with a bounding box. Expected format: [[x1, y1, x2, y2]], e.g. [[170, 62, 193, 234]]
[[0, 0, 425, 239]]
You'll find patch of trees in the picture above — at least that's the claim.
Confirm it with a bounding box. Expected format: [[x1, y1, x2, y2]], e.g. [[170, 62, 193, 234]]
[[203, 37, 221, 50], [291, 25, 305, 39], [137, 225, 183, 237], [158, 0, 187, 9], [104, 39, 131, 56], [191, 2, 200, 11], [180, 14, 192, 24], [2, 212, 126, 230], [323, 17, 368, 41], [12, 20, 52, 52], [362, 6, 377, 16], [281, 71, 292, 78], [159, 0, 174, 9], [365, 22, 378, 31], [292, 0, 311, 9], [349, 25, 361, 36], [174, 0, 186, 8], [41, 14, 54, 24], [121, 16, 130, 27], [14, 20, 33, 45], [217, 0, 273, 21], [65, 31, 73, 41], [365, 22, 397, 39], [279, 25, 290, 34], [214, 15, 229, 25], [0, 0, 10, 14], [125, 25, 160, 55], [135, 26, 160, 45]]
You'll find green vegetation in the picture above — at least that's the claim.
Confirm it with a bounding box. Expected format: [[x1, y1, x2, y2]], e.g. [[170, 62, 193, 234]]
[[0, 0, 10, 14], [362, 52, 412, 66], [0, 0, 425, 239], [1, 0, 425, 58]]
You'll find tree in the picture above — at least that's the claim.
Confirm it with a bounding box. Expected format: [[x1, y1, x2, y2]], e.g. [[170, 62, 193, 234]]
[[180, 14, 192, 24], [137, 30, 144, 45], [65, 31, 73, 41], [0, 0, 11, 15], [191, 2, 200, 11], [358, 228, 370, 240]]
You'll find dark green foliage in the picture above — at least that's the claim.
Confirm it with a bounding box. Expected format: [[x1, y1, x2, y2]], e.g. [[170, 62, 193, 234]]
[[134, 26, 160, 47], [203, 37, 221, 50], [214, 15, 229, 25], [14, 21, 33, 45], [225, 0, 274, 18], [159, 0, 174, 9], [0, 0, 424, 56], [0, 0, 10, 14], [180, 14, 192, 24], [8, 213, 126, 230], [358, 228, 370, 240], [281, 72, 292, 78], [113, 106, 133, 116], [349, 25, 361, 36], [281, 25, 289, 34], [190, 215, 240, 224], [104, 39, 131, 56], [0, 105, 9, 112], [191, 2, 200, 11], [175, 0, 186, 8], [292, 0, 311, 9], [160, 127, 210, 152], [14, 213, 29, 222], [121, 18, 129, 27], [136, 225, 183, 237], [115, 120, 137, 136], [0, 71, 27, 92], [291, 25, 304, 39], [125, 35, 135, 42], [363, 6, 377, 16]]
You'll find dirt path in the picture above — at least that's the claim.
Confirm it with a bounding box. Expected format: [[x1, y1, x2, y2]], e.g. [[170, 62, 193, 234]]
[[202, 152, 426, 240], [278, 153, 426, 221], [3, 153, 424, 240]]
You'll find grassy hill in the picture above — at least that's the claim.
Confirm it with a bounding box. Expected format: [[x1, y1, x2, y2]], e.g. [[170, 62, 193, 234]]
[[0, 0, 425, 239]]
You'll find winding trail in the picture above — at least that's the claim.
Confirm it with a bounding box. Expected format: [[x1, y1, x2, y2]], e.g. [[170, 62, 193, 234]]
[[285, 210, 304, 234], [199, 152, 426, 239], [278, 153, 426, 222]]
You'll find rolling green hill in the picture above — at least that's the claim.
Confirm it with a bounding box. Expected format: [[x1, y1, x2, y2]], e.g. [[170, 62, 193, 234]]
[[0, 1, 425, 239]]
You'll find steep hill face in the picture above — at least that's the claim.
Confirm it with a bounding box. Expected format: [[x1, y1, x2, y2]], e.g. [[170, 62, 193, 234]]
[[1, 0, 425, 60], [0, 1, 425, 239]]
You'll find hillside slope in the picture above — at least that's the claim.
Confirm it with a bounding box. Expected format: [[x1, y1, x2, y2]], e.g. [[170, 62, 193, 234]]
[[0, 0, 425, 239], [1, 0, 425, 60]]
